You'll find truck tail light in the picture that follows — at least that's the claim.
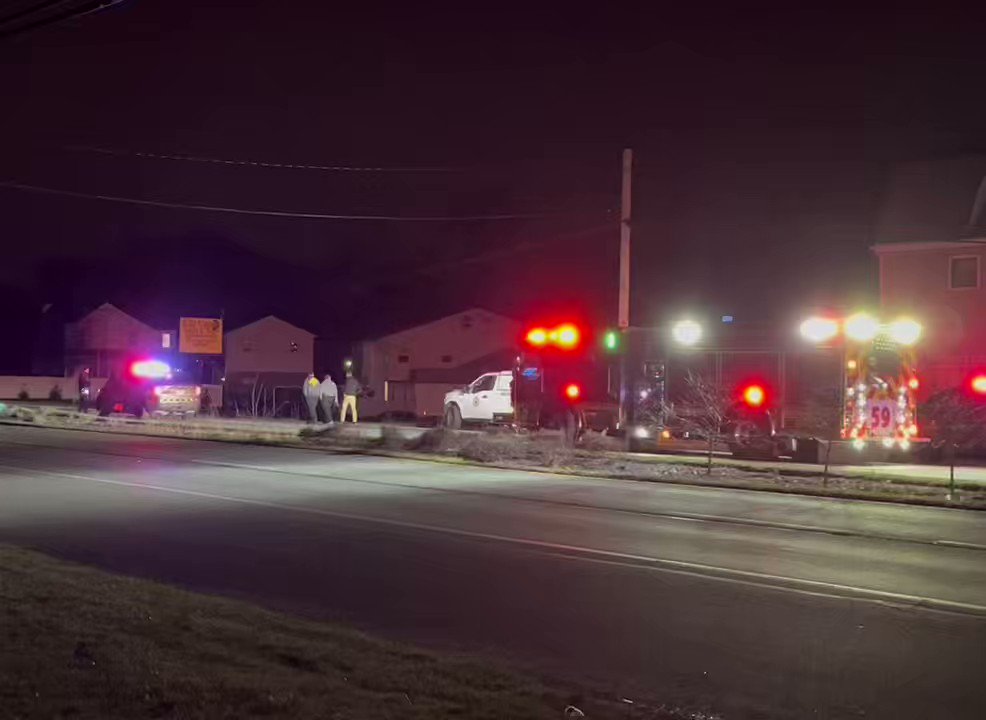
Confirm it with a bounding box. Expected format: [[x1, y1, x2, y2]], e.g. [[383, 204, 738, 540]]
[[564, 383, 581, 400]]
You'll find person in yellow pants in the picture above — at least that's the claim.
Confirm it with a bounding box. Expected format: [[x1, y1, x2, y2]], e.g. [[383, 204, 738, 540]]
[[340, 371, 361, 423]]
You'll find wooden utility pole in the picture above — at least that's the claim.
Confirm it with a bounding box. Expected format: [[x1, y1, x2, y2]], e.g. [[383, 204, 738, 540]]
[[618, 148, 632, 430], [619, 148, 632, 329]]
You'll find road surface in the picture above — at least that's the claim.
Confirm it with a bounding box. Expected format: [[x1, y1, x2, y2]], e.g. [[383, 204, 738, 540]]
[[1, 425, 984, 719]]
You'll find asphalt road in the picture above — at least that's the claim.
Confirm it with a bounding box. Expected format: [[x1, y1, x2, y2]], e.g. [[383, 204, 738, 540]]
[[1, 425, 985, 719]]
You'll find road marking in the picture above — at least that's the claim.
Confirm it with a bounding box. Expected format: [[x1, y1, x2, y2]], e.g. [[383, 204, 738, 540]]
[[2, 462, 985, 618], [2, 437, 984, 552]]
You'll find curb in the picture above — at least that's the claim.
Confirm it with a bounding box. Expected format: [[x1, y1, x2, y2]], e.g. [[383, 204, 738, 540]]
[[3, 417, 984, 513]]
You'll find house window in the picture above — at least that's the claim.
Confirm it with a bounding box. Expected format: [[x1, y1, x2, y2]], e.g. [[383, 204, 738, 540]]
[[397, 354, 409, 363], [441, 354, 453, 363], [950, 256, 980, 289]]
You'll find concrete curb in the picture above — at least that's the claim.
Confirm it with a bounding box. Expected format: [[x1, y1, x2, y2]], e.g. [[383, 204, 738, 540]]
[[3, 416, 983, 513]]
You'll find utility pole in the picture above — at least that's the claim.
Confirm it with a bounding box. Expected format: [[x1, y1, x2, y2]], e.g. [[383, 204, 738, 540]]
[[619, 148, 632, 329], [618, 148, 632, 430]]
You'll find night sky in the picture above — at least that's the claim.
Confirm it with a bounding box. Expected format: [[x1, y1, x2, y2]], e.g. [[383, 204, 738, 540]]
[[3, 3, 986, 372]]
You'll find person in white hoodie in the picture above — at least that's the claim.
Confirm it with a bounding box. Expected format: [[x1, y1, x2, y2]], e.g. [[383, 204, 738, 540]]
[[301, 373, 320, 423], [319, 373, 339, 424]]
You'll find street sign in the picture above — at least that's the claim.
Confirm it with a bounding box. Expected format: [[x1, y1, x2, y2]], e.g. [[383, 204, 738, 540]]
[[179, 317, 223, 354]]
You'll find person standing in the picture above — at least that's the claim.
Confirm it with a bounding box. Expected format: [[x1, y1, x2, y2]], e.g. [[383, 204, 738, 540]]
[[319, 373, 338, 425], [340, 370, 362, 423], [77, 367, 91, 413], [302, 372, 321, 423]]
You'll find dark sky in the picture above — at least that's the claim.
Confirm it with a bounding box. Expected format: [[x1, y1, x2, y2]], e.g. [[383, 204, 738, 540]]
[[3, 3, 986, 371]]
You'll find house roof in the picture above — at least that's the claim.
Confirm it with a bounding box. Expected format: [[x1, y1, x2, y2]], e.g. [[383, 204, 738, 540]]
[[227, 314, 316, 338], [875, 155, 986, 245], [873, 240, 986, 255], [71, 302, 159, 332], [370, 307, 517, 344]]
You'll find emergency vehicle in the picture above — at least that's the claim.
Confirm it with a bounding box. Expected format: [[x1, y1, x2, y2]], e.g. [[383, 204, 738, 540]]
[[96, 357, 202, 418]]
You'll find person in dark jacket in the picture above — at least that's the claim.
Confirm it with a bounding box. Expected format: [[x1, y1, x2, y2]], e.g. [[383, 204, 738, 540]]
[[302, 373, 320, 423], [319, 373, 338, 424], [340, 371, 361, 423]]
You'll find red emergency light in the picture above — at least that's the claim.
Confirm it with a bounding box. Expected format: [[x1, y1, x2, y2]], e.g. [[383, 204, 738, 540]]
[[564, 383, 581, 400], [525, 323, 582, 350], [526, 327, 549, 346], [741, 384, 766, 408], [971, 374, 986, 396]]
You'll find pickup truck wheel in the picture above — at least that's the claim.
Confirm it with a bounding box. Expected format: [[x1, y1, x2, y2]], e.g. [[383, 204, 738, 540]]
[[444, 404, 462, 429]]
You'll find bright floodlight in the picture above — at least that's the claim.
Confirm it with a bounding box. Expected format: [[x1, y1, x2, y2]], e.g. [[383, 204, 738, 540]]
[[672, 319, 702, 346], [888, 317, 922, 346], [844, 313, 880, 342], [799, 316, 839, 343]]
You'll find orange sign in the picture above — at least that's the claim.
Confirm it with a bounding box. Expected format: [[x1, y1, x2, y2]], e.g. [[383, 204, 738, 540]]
[[179, 317, 223, 354]]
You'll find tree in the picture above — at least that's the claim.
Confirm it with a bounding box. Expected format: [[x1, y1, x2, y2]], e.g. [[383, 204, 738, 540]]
[[924, 389, 986, 499], [663, 371, 732, 475]]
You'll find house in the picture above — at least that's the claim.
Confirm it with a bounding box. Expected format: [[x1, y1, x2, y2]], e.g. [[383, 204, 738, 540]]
[[64, 303, 165, 377], [872, 155, 986, 394], [224, 316, 316, 412], [355, 309, 521, 419]]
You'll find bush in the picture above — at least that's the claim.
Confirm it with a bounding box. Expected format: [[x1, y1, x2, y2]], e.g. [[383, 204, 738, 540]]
[[48, 385, 63, 401], [578, 430, 622, 452], [16, 388, 29, 401], [459, 434, 573, 468]]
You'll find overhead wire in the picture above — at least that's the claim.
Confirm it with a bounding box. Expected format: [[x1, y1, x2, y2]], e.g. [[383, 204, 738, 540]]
[[66, 145, 460, 173], [0, 0, 125, 39], [0, 179, 609, 222]]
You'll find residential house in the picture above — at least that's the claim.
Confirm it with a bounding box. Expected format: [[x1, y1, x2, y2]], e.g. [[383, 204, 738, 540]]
[[872, 155, 986, 394], [355, 308, 520, 419], [63, 303, 165, 377], [224, 315, 316, 413]]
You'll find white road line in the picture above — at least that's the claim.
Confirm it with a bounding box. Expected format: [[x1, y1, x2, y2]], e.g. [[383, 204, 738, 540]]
[[2, 462, 985, 617], [3, 438, 983, 551]]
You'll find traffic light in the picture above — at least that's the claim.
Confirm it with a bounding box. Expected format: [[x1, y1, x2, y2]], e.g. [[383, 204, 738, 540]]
[[564, 383, 581, 400], [603, 329, 619, 352]]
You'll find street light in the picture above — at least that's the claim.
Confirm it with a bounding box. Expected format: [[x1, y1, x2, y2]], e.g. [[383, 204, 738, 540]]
[[799, 316, 839, 343], [672, 319, 702, 346]]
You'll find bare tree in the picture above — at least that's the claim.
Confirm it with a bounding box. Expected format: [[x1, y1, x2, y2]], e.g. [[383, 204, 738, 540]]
[[664, 371, 732, 475], [924, 389, 986, 500]]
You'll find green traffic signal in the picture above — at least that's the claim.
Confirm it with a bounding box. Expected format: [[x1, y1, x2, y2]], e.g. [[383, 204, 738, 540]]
[[604, 330, 619, 351]]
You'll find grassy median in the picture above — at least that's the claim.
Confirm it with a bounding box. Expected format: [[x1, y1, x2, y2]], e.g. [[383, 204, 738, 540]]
[[0, 545, 677, 719]]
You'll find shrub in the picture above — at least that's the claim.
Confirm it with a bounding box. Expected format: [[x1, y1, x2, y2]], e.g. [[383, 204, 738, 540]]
[[16, 388, 29, 401], [48, 385, 63, 401]]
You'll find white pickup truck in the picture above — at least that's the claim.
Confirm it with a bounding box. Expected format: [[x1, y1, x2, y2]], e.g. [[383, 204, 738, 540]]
[[442, 371, 513, 428]]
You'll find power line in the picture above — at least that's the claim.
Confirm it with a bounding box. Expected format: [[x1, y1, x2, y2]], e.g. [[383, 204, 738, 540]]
[[0, 0, 125, 39], [0, 180, 602, 222], [67, 145, 459, 173]]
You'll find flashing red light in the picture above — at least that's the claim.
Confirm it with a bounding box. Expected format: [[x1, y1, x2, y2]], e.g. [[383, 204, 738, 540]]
[[908, 377, 919, 390], [153, 386, 164, 397], [971, 374, 986, 395], [113, 403, 124, 413], [553, 323, 581, 349], [742, 384, 766, 408], [526, 327, 548, 346], [564, 383, 581, 400], [131, 359, 170, 379]]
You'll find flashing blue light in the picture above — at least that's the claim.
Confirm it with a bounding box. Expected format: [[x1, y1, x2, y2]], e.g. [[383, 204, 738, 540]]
[[721, 315, 734, 324]]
